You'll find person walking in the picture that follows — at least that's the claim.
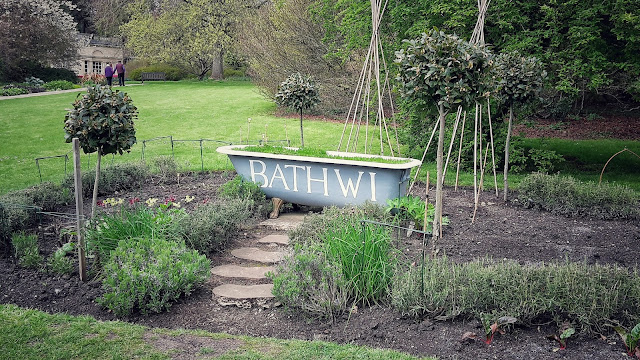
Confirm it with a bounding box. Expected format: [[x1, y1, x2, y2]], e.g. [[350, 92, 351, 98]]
[[115, 60, 125, 86], [105, 63, 114, 86]]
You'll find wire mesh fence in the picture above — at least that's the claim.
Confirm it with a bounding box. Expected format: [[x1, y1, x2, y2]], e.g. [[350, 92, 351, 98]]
[[32, 136, 295, 184]]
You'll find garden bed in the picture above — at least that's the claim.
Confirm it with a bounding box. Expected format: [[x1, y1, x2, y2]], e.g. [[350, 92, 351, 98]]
[[1, 171, 639, 360]]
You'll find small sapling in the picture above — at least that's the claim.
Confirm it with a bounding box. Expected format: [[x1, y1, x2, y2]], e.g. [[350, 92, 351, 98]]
[[547, 325, 575, 350], [461, 315, 518, 345], [610, 323, 640, 358]]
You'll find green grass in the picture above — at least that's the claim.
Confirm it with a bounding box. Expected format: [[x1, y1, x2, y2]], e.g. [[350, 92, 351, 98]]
[[520, 138, 640, 190], [0, 304, 432, 359], [242, 145, 410, 163], [1, 80, 639, 193], [0, 81, 350, 194]]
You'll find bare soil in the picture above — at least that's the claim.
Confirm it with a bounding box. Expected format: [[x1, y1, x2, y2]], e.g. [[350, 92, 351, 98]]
[[1, 169, 639, 360]]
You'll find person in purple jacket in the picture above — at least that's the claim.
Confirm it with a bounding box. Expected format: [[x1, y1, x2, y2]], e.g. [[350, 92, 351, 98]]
[[115, 60, 125, 86], [104, 63, 114, 86]]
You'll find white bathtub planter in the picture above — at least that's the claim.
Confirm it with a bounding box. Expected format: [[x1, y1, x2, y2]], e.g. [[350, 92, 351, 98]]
[[217, 145, 421, 212]]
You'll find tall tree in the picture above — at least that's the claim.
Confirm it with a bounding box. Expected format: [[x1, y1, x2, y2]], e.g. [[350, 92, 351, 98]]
[[121, 0, 242, 79], [0, 0, 78, 76]]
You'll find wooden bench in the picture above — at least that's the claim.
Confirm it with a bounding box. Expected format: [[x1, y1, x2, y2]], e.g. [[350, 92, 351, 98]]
[[141, 72, 166, 83]]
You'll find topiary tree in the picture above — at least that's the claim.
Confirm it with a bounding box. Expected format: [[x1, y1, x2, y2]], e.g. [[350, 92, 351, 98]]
[[395, 30, 492, 249], [492, 52, 546, 201], [275, 72, 320, 148], [64, 85, 137, 216]]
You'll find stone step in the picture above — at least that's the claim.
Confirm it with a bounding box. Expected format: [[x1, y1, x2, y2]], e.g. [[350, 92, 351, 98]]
[[257, 234, 290, 245], [231, 247, 284, 263], [212, 284, 274, 299], [259, 213, 305, 231], [211, 264, 275, 279]]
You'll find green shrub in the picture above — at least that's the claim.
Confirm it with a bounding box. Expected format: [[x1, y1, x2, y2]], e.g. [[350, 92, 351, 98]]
[[43, 80, 76, 91], [288, 204, 391, 245], [85, 207, 185, 261], [0, 194, 36, 244], [218, 175, 266, 202], [0, 87, 29, 96], [150, 156, 178, 184], [180, 199, 255, 254], [223, 68, 247, 79], [391, 257, 640, 333], [63, 162, 149, 197], [517, 173, 640, 219], [0, 182, 72, 243], [98, 237, 210, 316], [271, 242, 350, 318], [25, 182, 73, 211], [11, 232, 42, 269], [47, 251, 74, 275], [128, 64, 188, 81], [271, 204, 395, 317]]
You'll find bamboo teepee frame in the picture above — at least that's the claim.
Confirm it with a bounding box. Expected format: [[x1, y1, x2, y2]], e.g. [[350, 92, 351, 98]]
[[337, 0, 400, 156]]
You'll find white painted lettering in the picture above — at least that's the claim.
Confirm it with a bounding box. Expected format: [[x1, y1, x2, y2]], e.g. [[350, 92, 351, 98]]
[[369, 172, 377, 201], [249, 160, 268, 188], [334, 169, 364, 198], [284, 164, 306, 192], [306, 166, 329, 196], [269, 163, 289, 190]]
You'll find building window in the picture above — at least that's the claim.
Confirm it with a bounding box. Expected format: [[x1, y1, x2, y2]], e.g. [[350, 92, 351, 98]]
[[84, 61, 88, 74], [92, 61, 102, 74]]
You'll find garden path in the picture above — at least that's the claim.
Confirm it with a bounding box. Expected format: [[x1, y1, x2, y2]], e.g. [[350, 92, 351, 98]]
[[210, 213, 303, 300]]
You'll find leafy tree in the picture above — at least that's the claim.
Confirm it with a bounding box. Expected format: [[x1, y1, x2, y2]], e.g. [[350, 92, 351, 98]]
[[275, 73, 320, 148], [315, 0, 640, 114], [395, 30, 491, 249], [64, 85, 138, 216], [492, 52, 546, 200], [121, 0, 242, 79], [0, 0, 78, 80], [235, 0, 356, 115]]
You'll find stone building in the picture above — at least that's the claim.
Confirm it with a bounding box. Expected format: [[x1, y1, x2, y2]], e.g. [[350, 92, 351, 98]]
[[71, 34, 124, 77]]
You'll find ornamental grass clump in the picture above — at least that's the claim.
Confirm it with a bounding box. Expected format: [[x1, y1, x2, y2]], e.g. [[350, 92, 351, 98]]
[[11, 232, 42, 269], [84, 206, 185, 262], [99, 237, 210, 316], [271, 205, 395, 318]]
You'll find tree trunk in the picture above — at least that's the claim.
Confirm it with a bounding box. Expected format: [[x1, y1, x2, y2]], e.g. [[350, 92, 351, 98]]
[[210, 50, 224, 80], [91, 148, 102, 218], [503, 106, 513, 201], [432, 106, 447, 252], [299, 108, 304, 148]]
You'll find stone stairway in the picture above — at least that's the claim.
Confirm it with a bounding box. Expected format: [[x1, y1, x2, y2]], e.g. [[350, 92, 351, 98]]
[[210, 213, 304, 301]]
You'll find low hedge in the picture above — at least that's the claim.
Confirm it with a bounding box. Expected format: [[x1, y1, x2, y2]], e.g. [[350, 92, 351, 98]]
[[128, 64, 188, 81], [392, 257, 640, 334], [517, 173, 639, 219]]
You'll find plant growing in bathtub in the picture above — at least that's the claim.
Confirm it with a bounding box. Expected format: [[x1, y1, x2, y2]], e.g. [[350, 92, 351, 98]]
[[274, 72, 319, 148]]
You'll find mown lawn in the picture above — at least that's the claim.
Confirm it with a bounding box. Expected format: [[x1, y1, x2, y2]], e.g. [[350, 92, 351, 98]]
[[1, 80, 638, 194], [0, 304, 430, 360]]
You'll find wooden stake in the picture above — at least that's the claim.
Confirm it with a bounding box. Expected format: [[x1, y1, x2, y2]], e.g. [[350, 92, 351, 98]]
[[472, 142, 490, 223], [423, 171, 430, 233], [443, 107, 463, 182], [455, 112, 467, 191], [487, 98, 498, 197], [408, 117, 439, 194], [72, 139, 87, 282]]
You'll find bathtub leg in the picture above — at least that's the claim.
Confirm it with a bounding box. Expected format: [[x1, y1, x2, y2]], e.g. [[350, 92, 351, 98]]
[[269, 197, 285, 219]]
